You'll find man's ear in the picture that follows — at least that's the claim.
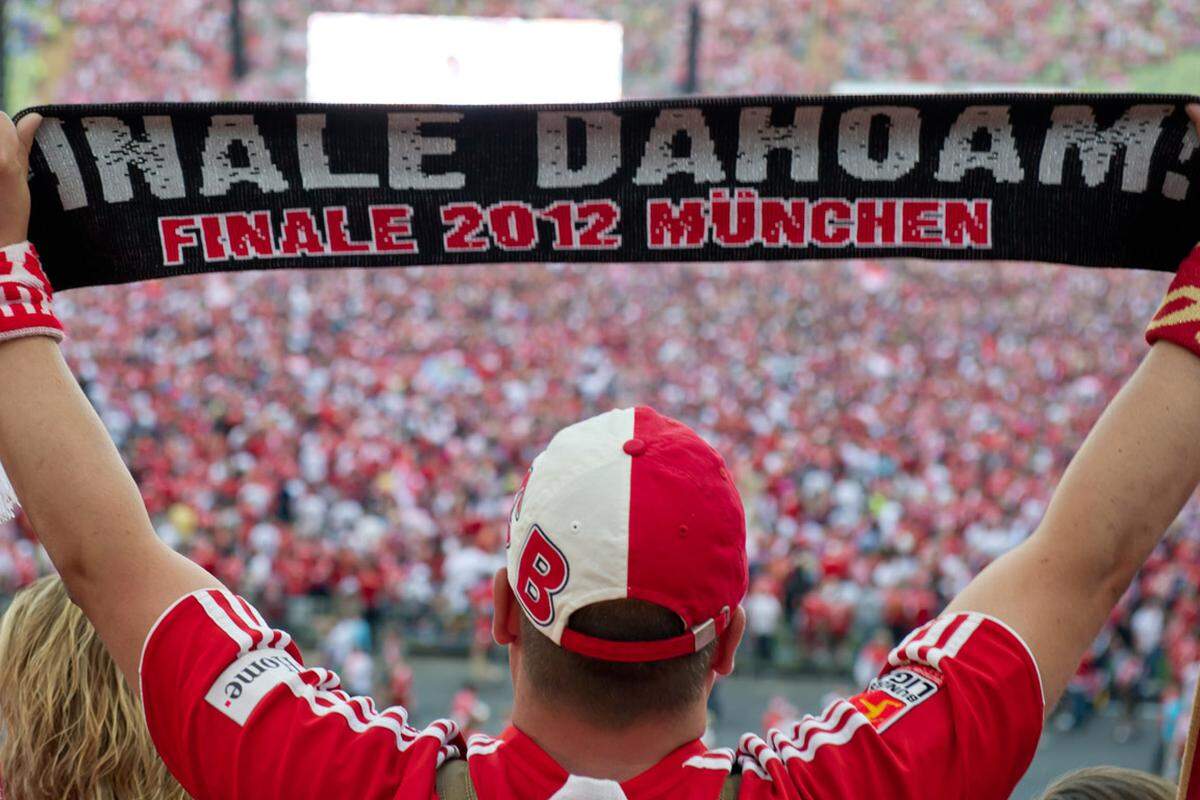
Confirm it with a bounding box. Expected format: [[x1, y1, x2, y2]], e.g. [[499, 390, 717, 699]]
[[492, 567, 521, 646], [712, 605, 746, 677]]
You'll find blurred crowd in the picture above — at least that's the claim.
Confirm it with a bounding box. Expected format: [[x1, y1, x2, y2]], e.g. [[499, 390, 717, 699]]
[[14, 0, 1198, 102], [2, 259, 1196, 748], [4, 0, 1200, 768]]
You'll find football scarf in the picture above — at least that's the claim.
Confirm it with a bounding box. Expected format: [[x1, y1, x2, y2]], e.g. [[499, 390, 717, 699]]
[[15, 93, 1200, 291]]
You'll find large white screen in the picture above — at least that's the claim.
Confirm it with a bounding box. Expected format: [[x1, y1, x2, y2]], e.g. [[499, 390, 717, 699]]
[[307, 13, 623, 104]]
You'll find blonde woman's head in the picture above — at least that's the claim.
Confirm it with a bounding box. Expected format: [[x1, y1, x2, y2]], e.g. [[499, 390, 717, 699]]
[[1037, 766, 1176, 800], [0, 575, 187, 799]]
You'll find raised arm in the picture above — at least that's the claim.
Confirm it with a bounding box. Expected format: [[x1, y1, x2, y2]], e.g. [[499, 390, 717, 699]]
[[0, 117, 462, 800], [0, 113, 219, 687], [946, 104, 1200, 713]]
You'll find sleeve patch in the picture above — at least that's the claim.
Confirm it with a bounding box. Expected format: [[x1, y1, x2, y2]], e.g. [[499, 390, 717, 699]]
[[203, 648, 303, 725], [848, 666, 943, 733]]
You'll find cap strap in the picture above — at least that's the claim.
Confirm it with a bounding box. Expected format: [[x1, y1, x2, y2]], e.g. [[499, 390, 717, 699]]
[[557, 607, 730, 663]]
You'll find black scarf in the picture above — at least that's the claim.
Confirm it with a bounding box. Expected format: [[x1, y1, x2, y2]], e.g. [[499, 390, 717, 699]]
[[17, 94, 1200, 291]]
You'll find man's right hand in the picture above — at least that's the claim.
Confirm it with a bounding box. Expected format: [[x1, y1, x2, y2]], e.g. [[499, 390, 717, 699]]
[[0, 112, 42, 248]]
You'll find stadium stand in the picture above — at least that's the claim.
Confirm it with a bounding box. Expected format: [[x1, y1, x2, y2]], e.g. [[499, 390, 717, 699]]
[[32, 0, 1200, 103]]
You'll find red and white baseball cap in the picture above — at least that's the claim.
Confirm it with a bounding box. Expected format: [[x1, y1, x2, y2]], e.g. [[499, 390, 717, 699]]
[[506, 406, 748, 663]]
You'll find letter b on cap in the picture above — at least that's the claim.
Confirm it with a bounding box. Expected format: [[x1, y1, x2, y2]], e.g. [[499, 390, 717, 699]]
[[516, 525, 569, 626]]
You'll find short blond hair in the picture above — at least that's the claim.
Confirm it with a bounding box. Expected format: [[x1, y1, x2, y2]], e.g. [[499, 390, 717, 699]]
[[0, 575, 187, 799], [1038, 766, 1175, 800]]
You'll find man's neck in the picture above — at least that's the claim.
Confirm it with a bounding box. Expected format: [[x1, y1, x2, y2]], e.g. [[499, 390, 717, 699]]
[[511, 700, 707, 783]]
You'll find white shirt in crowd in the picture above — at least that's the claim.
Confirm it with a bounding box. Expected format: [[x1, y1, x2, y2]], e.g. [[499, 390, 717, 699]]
[[745, 590, 783, 637]]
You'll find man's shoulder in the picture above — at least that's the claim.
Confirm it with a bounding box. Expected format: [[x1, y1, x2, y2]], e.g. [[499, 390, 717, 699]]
[[140, 587, 466, 799], [731, 612, 1044, 798]]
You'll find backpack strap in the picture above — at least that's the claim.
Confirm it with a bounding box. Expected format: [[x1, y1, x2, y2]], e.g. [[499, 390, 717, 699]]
[[720, 771, 742, 800], [435, 758, 477, 800]]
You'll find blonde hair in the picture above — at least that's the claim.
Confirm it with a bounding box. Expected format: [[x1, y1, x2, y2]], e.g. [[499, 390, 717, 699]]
[[1038, 766, 1175, 800], [0, 575, 188, 799]]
